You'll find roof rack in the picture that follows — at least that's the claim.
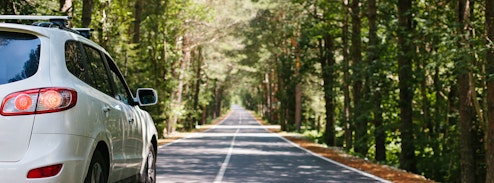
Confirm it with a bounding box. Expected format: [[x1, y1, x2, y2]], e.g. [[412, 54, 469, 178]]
[[0, 15, 92, 39], [72, 28, 93, 39], [0, 15, 71, 28]]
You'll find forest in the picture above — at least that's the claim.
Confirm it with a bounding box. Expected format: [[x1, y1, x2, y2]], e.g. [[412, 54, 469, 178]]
[[2, 0, 494, 182]]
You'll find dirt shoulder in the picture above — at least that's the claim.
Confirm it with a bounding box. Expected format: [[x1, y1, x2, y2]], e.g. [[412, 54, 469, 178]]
[[279, 134, 435, 183], [158, 113, 436, 183]]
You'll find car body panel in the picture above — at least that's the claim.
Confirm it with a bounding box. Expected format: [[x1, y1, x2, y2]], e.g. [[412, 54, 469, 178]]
[[0, 114, 35, 162], [0, 134, 92, 182]]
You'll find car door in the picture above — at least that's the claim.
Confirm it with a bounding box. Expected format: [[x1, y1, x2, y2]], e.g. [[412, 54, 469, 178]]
[[105, 55, 145, 176], [81, 44, 129, 181]]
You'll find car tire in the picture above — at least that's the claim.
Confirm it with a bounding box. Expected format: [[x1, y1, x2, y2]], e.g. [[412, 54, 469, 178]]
[[84, 150, 108, 183], [141, 145, 156, 183]]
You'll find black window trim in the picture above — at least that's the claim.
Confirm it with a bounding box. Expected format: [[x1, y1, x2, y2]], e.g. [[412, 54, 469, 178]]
[[81, 44, 114, 97], [102, 54, 136, 106]]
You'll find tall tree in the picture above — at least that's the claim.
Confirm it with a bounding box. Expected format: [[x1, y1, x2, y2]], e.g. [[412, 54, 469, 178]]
[[342, 0, 353, 151], [321, 31, 336, 146], [457, 0, 476, 182], [192, 48, 203, 123], [397, 0, 417, 173], [367, 0, 385, 161], [294, 34, 302, 132], [351, 0, 367, 156]]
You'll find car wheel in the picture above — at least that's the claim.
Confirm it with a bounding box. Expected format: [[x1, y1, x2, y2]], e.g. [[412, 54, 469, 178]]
[[84, 150, 108, 183], [142, 146, 156, 183]]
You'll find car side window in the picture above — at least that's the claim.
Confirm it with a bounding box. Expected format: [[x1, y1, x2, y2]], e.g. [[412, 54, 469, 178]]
[[105, 55, 132, 105], [82, 45, 113, 96], [65, 41, 85, 80]]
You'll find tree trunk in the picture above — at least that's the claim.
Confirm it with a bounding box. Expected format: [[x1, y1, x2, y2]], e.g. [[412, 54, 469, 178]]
[[133, 0, 142, 43], [342, 0, 353, 151], [212, 80, 218, 119], [457, 0, 476, 182], [295, 83, 301, 131], [60, 0, 72, 13], [397, 0, 417, 173], [276, 56, 288, 131], [215, 86, 223, 118], [265, 72, 273, 123], [351, 0, 367, 156], [60, 0, 73, 25], [294, 35, 302, 132], [486, 0, 494, 181], [82, 0, 93, 27], [458, 52, 476, 183], [192, 48, 203, 126], [201, 79, 210, 125], [201, 104, 207, 125], [367, 0, 385, 162], [321, 33, 335, 146]]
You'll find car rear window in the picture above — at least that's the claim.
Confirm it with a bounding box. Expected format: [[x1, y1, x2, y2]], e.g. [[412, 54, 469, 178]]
[[0, 31, 40, 84]]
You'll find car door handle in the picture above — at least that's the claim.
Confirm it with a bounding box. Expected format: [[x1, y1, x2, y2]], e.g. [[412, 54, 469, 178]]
[[102, 106, 111, 112]]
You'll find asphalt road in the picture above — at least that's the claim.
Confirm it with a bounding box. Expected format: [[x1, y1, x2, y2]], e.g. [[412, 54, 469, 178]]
[[156, 106, 390, 183]]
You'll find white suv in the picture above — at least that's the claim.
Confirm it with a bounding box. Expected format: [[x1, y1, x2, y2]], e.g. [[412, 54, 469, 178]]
[[0, 16, 158, 183]]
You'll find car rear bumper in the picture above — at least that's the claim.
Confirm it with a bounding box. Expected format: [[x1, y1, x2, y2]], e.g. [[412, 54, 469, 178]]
[[0, 134, 94, 182]]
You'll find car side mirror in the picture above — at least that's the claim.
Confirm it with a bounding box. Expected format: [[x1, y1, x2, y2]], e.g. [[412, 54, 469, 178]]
[[134, 88, 158, 106]]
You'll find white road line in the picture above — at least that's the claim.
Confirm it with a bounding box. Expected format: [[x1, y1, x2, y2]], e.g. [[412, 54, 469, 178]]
[[214, 128, 239, 183], [247, 111, 393, 183], [277, 136, 392, 183]]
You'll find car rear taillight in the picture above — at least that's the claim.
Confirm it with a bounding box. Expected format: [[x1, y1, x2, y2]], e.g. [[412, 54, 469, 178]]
[[27, 164, 63, 178], [0, 88, 77, 116]]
